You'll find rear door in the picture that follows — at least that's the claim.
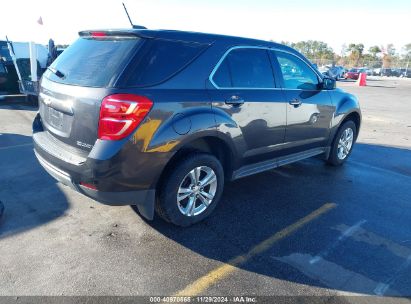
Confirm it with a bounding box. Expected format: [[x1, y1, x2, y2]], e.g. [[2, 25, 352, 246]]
[[208, 47, 287, 159], [271, 50, 334, 152], [39, 34, 141, 152]]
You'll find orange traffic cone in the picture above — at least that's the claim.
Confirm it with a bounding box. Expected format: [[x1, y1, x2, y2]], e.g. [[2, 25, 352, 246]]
[[357, 72, 367, 86]]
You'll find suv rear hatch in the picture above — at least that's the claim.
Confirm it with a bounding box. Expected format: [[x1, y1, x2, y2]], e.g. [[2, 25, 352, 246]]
[[39, 30, 210, 154], [39, 32, 141, 152]]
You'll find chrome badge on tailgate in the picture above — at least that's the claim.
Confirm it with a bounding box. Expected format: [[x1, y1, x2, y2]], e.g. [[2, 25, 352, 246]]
[[76, 141, 93, 149]]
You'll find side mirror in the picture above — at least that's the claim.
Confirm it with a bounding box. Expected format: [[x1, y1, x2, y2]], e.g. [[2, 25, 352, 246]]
[[322, 77, 336, 90]]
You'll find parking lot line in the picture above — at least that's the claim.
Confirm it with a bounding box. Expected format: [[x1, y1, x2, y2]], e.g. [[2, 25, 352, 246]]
[[309, 219, 367, 264], [174, 202, 337, 296]]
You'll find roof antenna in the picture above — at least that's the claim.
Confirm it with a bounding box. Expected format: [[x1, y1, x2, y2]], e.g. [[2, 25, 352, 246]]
[[122, 2, 147, 29]]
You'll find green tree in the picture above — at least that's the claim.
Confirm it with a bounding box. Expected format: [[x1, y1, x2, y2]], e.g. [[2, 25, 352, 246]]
[[347, 43, 364, 66], [404, 43, 411, 70], [385, 44, 396, 56], [288, 40, 335, 65], [367, 46, 382, 68], [404, 43, 411, 55], [368, 46, 381, 57], [381, 44, 396, 68]]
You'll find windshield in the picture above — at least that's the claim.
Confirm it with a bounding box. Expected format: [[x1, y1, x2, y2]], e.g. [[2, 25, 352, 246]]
[[44, 37, 141, 87]]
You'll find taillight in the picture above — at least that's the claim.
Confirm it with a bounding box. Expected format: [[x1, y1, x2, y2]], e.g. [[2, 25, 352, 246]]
[[79, 182, 97, 190], [98, 94, 153, 140]]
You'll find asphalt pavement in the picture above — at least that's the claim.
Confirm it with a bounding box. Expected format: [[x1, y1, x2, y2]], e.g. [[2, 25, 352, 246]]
[[0, 77, 410, 303]]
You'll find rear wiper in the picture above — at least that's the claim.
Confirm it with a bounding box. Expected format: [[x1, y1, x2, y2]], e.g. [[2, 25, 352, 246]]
[[47, 67, 65, 79]]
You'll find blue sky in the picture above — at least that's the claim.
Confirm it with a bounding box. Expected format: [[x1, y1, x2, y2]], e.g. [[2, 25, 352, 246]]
[[1, 0, 410, 54]]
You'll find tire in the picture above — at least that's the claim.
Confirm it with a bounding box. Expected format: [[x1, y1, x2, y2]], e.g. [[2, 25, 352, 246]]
[[327, 120, 357, 166], [156, 153, 224, 227]]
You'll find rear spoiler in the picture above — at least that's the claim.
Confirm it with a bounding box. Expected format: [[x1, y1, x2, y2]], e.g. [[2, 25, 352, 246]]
[[78, 30, 154, 39]]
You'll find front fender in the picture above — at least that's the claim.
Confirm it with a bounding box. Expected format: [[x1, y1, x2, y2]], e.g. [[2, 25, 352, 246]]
[[328, 89, 362, 145]]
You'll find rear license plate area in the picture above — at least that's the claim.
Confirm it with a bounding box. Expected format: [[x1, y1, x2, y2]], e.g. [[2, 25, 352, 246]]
[[48, 107, 64, 129]]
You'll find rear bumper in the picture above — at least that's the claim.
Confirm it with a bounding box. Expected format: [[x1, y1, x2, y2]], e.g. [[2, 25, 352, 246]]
[[34, 150, 156, 219], [32, 111, 163, 220]]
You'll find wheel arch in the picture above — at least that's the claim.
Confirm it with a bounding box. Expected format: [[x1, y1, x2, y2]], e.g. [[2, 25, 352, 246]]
[[341, 111, 361, 140], [156, 135, 235, 193], [327, 110, 361, 151]]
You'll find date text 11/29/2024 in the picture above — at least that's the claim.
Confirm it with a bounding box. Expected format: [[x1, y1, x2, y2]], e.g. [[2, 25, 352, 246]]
[[149, 296, 257, 303]]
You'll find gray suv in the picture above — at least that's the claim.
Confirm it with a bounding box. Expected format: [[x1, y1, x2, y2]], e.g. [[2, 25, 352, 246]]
[[33, 29, 361, 226]]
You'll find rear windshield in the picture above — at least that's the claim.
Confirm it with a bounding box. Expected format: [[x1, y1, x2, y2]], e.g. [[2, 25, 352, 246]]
[[119, 39, 209, 87], [44, 37, 140, 87]]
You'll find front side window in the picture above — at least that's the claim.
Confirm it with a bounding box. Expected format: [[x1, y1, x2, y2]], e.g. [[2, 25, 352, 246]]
[[212, 48, 275, 88], [275, 51, 319, 90]]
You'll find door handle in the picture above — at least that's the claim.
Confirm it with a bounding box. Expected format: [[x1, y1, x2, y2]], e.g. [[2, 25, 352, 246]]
[[225, 96, 244, 106], [289, 98, 302, 108]]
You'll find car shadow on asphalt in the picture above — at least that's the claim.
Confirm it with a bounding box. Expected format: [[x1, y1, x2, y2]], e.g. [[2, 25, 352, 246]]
[[143, 143, 411, 296], [365, 84, 396, 88], [0, 133, 68, 239]]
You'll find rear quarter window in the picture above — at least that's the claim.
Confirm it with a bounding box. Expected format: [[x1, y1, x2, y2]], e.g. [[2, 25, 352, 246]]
[[120, 39, 209, 87]]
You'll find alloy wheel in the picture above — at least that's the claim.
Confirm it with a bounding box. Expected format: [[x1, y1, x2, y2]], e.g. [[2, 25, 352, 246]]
[[337, 128, 354, 160], [177, 166, 217, 217]]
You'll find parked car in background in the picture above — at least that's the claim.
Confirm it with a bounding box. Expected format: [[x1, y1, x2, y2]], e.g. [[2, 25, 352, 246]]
[[372, 68, 382, 76], [318, 65, 343, 80], [344, 68, 361, 80], [399, 68, 411, 78], [391, 68, 402, 77], [0, 40, 20, 94], [381, 68, 401, 77], [344, 68, 368, 80], [33, 28, 361, 226], [336, 66, 346, 78], [318, 65, 331, 76]]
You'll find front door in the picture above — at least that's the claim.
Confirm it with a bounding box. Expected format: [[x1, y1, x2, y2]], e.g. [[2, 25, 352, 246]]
[[208, 47, 287, 159], [271, 51, 335, 152]]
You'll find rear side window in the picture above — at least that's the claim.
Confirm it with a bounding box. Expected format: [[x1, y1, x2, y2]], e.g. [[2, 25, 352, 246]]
[[121, 39, 209, 87], [212, 48, 275, 89], [44, 37, 140, 87]]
